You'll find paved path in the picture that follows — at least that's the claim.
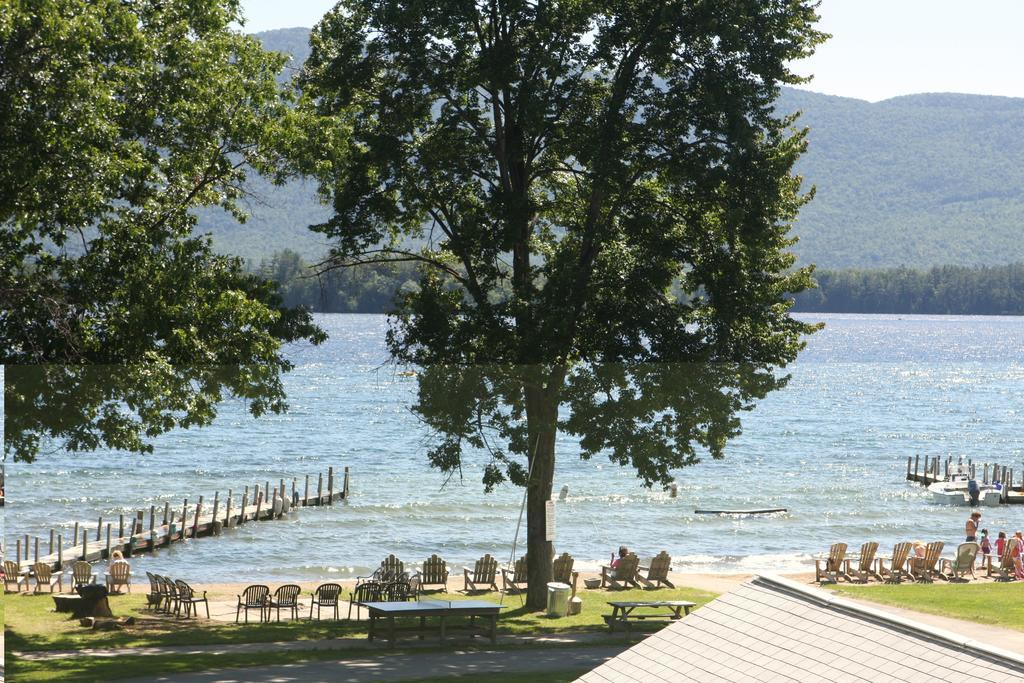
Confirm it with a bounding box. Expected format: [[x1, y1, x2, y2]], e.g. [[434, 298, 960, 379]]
[[118, 645, 624, 683], [13, 631, 622, 661], [840, 595, 1024, 656]]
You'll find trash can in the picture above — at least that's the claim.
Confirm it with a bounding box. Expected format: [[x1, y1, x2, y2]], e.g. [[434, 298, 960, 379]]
[[546, 582, 572, 617]]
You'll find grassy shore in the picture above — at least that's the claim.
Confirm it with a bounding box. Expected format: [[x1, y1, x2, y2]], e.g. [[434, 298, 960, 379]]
[[4, 584, 717, 652], [4, 585, 716, 682], [830, 582, 1024, 631]]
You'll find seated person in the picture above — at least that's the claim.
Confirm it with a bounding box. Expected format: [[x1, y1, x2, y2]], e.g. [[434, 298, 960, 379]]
[[609, 546, 629, 577]]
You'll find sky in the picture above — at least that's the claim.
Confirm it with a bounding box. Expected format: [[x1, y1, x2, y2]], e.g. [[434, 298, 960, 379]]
[[239, 0, 1024, 102]]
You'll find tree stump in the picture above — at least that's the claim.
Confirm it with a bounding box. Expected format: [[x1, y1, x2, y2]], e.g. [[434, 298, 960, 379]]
[[54, 585, 113, 619]]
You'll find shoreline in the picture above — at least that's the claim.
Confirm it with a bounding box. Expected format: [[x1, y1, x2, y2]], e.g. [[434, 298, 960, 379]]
[[110, 571, 816, 599]]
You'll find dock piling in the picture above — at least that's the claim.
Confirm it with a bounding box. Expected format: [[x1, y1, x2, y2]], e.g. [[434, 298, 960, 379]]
[[304, 475, 310, 506]]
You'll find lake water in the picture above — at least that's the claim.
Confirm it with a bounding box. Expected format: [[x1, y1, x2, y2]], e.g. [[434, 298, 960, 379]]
[[5, 313, 1024, 581]]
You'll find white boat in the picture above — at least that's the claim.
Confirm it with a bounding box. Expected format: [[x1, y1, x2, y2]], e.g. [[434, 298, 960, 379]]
[[927, 462, 1002, 506]]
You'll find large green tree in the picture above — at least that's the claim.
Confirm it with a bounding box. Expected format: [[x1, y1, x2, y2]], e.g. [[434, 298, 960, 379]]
[[1, 0, 325, 461], [300, 0, 825, 607]]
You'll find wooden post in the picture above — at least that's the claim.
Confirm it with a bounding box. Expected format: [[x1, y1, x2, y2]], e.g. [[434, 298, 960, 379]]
[[317, 472, 323, 505], [49, 529, 55, 555], [970, 463, 976, 479], [118, 514, 124, 543], [304, 475, 310, 506], [57, 534, 63, 570], [193, 496, 203, 539], [328, 466, 335, 505], [96, 516, 103, 541], [225, 490, 233, 527], [211, 492, 220, 532], [944, 458, 949, 479], [163, 502, 171, 545], [181, 498, 189, 536], [168, 512, 176, 541], [272, 487, 279, 518], [34, 537, 39, 564], [255, 489, 264, 521], [914, 454, 920, 480], [265, 481, 270, 506], [343, 466, 350, 498], [82, 527, 88, 560], [292, 478, 297, 505], [241, 486, 249, 524], [106, 524, 112, 559], [16, 539, 21, 566]]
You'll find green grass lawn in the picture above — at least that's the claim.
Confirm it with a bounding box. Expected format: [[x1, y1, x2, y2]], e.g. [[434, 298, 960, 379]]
[[5, 585, 716, 681], [829, 582, 1024, 631]]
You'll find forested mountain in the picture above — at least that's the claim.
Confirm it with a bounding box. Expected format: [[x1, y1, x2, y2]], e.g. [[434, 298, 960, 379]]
[[198, 28, 1024, 269]]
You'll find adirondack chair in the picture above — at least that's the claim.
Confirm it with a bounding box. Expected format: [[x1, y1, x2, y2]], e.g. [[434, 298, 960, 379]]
[[106, 562, 131, 593], [501, 555, 528, 594], [236, 584, 270, 623], [32, 562, 62, 593], [638, 551, 675, 589], [940, 542, 979, 582], [908, 541, 944, 583], [878, 542, 913, 584], [415, 554, 449, 593], [844, 542, 882, 583], [4, 560, 29, 592], [991, 538, 1019, 582], [267, 584, 301, 621], [309, 583, 342, 620], [71, 560, 96, 588], [463, 554, 499, 593], [144, 572, 162, 609], [552, 553, 580, 596], [175, 579, 209, 619], [601, 552, 640, 589], [814, 543, 848, 583]]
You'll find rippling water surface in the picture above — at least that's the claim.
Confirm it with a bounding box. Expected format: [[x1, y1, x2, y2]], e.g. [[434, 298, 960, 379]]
[[5, 313, 1024, 580]]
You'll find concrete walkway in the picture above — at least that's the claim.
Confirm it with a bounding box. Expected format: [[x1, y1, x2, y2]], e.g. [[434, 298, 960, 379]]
[[118, 645, 624, 683], [840, 595, 1024, 656], [13, 631, 623, 662]]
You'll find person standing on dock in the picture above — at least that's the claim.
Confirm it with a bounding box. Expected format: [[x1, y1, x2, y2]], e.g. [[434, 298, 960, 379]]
[[965, 511, 981, 542]]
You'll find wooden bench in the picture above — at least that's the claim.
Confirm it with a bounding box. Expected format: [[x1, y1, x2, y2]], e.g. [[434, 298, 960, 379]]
[[603, 600, 695, 633]]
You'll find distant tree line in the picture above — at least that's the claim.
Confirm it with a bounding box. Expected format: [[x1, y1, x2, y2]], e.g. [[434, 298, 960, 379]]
[[793, 263, 1024, 315], [260, 251, 1024, 316]]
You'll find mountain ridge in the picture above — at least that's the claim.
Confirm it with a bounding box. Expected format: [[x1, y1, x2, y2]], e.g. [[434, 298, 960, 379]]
[[197, 28, 1024, 269]]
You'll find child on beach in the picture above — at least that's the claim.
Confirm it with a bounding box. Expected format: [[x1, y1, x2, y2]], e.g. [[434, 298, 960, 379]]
[[996, 531, 1007, 558], [980, 529, 991, 555]]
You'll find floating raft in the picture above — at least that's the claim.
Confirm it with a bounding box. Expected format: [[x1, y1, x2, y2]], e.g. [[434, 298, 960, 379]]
[[694, 508, 787, 515], [11, 466, 349, 573]]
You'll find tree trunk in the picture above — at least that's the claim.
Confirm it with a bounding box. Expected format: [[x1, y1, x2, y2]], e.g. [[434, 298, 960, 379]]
[[524, 386, 558, 610]]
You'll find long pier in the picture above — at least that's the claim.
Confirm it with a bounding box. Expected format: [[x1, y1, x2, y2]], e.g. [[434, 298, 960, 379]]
[[905, 455, 1024, 504], [9, 466, 349, 572]]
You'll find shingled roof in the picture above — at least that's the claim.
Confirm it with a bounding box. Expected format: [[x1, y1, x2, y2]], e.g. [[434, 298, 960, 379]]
[[578, 574, 1024, 683]]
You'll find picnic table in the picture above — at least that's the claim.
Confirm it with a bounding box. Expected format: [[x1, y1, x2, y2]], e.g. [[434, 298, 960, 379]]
[[363, 599, 505, 648], [604, 600, 695, 633]]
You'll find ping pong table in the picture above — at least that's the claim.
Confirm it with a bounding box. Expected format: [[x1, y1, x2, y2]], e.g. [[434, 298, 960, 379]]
[[363, 600, 506, 647]]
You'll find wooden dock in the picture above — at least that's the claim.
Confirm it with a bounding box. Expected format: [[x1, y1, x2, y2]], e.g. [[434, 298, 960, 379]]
[[905, 455, 1024, 504], [10, 466, 350, 572]]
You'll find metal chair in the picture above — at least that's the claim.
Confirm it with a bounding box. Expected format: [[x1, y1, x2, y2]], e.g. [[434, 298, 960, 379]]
[[144, 572, 162, 609], [309, 583, 343, 621], [175, 579, 209, 619], [236, 584, 270, 623], [267, 584, 301, 622], [348, 580, 381, 620]]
